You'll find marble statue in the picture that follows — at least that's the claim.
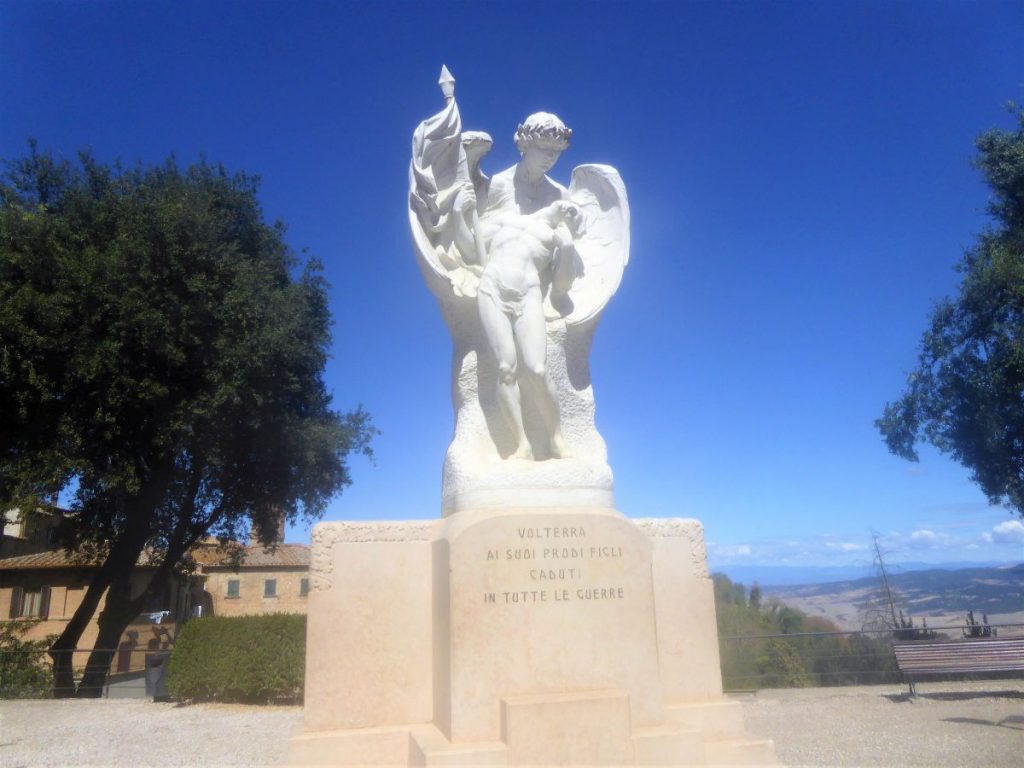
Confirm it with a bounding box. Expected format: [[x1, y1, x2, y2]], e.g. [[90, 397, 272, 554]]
[[409, 66, 629, 514], [287, 74, 774, 767], [478, 199, 583, 460]]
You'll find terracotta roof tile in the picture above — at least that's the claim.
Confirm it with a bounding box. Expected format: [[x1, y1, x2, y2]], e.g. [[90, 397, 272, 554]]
[[0, 550, 90, 569], [0, 549, 160, 569], [0, 542, 310, 571], [199, 543, 310, 569]]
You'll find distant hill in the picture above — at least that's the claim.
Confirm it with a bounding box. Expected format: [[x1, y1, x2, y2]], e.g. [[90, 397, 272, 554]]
[[754, 563, 1024, 631], [713, 561, 1018, 588]]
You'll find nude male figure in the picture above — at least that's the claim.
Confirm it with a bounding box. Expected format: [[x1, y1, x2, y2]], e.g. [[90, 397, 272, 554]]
[[484, 112, 572, 219], [477, 200, 582, 459]]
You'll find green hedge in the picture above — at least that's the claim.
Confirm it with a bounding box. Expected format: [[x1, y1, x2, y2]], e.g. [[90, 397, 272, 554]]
[[167, 614, 305, 703]]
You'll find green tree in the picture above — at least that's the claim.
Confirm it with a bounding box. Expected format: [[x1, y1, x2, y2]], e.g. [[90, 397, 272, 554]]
[[0, 619, 55, 698], [0, 145, 374, 696], [755, 639, 811, 689], [748, 583, 763, 610], [877, 104, 1024, 517], [712, 573, 901, 689], [712, 573, 748, 608]]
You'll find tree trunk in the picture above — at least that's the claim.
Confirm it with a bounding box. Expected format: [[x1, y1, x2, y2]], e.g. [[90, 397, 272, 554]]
[[50, 569, 114, 697], [71, 471, 214, 697], [76, 574, 135, 698], [49, 535, 147, 697], [74, 525, 203, 697], [47, 467, 172, 697]]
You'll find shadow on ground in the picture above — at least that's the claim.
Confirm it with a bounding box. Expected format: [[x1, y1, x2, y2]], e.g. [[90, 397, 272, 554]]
[[941, 715, 1024, 731], [883, 689, 1024, 704]]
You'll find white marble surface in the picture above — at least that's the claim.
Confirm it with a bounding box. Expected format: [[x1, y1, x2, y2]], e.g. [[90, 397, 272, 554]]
[[409, 67, 630, 515]]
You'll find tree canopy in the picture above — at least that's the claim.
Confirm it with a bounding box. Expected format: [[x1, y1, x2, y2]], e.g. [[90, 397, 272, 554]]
[[711, 573, 899, 689], [877, 104, 1024, 518], [0, 144, 374, 695]]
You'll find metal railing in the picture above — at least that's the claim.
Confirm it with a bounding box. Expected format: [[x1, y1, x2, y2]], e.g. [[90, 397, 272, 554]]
[[1, 646, 172, 699], [5, 624, 1022, 698], [718, 623, 1024, 692]]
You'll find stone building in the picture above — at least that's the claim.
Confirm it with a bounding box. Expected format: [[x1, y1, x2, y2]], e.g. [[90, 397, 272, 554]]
[[1, 507, 63, 558], [1, 506, 311, 677], [0, 549, 186, 672], [191, 543, 311, 617]]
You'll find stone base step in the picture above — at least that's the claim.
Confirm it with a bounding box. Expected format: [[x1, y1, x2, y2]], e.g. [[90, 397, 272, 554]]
[[410, 724, 509, 766], [501, 689, 632, 764], [287, 724, 412, 766], [703, 738, 778, 766], [287, 694, 780, 766], [664, 699, 746, 740], [631, 723, 706, 765]]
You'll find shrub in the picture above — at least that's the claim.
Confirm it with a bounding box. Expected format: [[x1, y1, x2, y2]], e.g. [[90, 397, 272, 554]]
[[0, 619, 54, 698], [167, 614, 305, 703]]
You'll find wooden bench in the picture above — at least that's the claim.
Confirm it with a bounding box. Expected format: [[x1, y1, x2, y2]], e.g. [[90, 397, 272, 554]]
[[893, 638, 1024, 695]]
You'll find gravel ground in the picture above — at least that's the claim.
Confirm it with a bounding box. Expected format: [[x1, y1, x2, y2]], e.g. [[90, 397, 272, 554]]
[[741, 680, 1024, 767], [0, 680, 1021, 767], [0, 700, 303, 767]]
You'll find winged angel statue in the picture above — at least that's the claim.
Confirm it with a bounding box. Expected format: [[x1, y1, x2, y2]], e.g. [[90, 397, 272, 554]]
[[409, 67, 629, 514]]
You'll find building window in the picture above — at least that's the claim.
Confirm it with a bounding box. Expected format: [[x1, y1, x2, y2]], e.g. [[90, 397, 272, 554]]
[[263, 579, 277, 598], [226, 580, 240, 599], [8, 586, 51, 619], [299, 578, 309, 597]]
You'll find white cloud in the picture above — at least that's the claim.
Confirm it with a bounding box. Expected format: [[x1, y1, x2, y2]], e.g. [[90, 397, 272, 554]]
[[708, 542, 755, 560], [909, 529, 937, 544], [707, 518, 1018, 569], [707, 533, 875, 566], [825, 541, 867, 552], [906, 529, 952, 550], [989, 520, 1024, 545]]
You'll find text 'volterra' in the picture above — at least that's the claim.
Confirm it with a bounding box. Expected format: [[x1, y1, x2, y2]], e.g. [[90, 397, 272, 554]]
[[517, 527, 585, 539]]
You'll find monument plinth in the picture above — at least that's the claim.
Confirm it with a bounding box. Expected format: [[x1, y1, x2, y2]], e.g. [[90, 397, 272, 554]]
[[287, 68, 776, 767]]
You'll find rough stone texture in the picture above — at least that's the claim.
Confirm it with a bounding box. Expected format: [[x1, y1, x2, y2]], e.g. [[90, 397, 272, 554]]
[[309, 520, 435, 592], [635, 517, 710, 578], [429, 285, 615, 515]]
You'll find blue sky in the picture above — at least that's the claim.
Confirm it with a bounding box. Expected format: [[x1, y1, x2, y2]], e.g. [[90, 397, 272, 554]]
[[3, 1, 1022, 569]]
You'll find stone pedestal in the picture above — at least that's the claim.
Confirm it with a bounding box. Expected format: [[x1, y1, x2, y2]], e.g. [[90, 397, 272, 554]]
[[287, 510, 776, 766]]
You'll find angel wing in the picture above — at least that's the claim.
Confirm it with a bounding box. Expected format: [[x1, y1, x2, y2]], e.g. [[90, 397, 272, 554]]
[[563, 164, 631, 325], [409, 98, 481, 300]]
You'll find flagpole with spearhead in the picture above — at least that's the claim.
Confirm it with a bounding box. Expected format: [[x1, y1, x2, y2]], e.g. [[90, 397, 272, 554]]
[[439, 65, 488, 267]]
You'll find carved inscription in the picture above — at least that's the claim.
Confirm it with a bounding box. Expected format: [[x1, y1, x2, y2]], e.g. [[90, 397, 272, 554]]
[[482, 525, 628, 605]]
